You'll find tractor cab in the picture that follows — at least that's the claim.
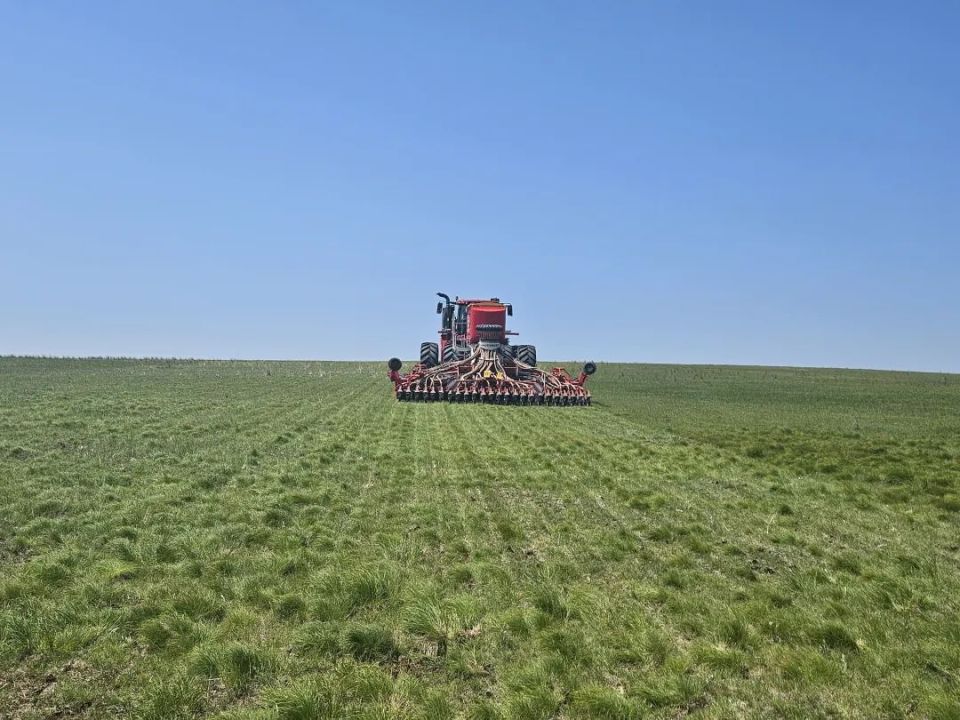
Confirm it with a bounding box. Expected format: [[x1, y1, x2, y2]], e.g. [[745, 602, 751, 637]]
[[436, 301, 468, 336]]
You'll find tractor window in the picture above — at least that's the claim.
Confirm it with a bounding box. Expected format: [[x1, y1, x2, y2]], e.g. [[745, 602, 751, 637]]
[[455, 305, 467, 333]]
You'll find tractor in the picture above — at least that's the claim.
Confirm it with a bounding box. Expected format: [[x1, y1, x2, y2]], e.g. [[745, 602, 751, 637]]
[[387, 293, 596, 404]]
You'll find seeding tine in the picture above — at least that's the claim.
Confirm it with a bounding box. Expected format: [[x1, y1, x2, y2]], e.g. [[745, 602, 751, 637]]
[[390, 323, 594, 405]]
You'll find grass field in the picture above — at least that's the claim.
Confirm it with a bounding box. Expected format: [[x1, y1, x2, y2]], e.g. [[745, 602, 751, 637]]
[[1, 357, 959, 719]]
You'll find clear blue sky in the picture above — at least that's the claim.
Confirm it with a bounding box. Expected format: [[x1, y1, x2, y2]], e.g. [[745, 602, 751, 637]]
[[2, 2, 957, 371]]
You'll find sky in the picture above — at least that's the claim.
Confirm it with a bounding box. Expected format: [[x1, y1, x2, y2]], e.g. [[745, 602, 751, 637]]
[[1, 2, 958, 371]]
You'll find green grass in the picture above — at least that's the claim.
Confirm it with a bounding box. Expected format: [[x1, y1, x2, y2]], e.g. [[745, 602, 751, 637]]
[[1, 357, 958, 719]]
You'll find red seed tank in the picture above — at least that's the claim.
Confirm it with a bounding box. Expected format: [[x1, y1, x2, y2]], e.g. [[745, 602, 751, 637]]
[[466, 302, 507, 343]]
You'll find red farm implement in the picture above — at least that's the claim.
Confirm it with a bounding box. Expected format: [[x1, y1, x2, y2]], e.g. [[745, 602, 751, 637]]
[[387, 293, 596, 405]]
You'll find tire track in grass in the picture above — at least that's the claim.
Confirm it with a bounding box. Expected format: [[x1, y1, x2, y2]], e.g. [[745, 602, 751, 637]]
[[455, 405, 596, 595], [420, 402, 493, 593], [450, 405, 649, 712], [448, 407, 514, 561], [438, 402, 479, 572], [471, 405, 678, 612], [515, 407, 634, 580], [432, 401, 540, 654]]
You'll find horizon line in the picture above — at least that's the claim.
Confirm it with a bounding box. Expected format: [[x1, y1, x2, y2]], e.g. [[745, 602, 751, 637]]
[[2, 354, 957, 377]]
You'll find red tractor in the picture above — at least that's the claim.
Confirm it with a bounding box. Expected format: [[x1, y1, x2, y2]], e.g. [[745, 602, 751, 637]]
[[388, 293, 596, 405]]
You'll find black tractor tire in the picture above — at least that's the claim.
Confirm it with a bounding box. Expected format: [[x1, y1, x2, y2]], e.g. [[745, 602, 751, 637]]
[[516, 344, 537, 367], [388, 357, 402, 372], [583, 361, 597, 375], [442, 345, 458, 364], [420, 342, 439, 368]]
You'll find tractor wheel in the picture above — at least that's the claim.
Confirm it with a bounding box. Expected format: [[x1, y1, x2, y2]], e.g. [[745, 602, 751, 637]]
[[516, 344, 537, 367], [442, 345, 458, 364], [505, 344, 517, 358], [420, 342, 439, 368]]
